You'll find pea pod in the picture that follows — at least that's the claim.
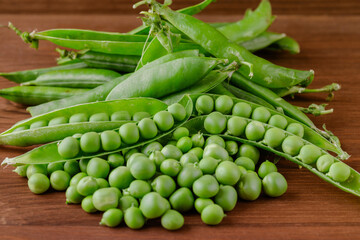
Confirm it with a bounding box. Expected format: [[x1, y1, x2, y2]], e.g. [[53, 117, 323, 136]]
[[267, 36, 300, 54], [240, 32, 286, 52], [0, 98, 167, 146], [209, 84, 235, 97], [2, 95, 193, 165]]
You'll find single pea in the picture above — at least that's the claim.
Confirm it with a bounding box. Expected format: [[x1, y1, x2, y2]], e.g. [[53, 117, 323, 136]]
[[132, 111, 151, 121], [201, 204, 225, 225], [87, 157, 110, 179], [188, 147, 204, 160], [245, 121, 265, 141], [196, 95, 214, 115], [48, 116, 68, 126], [138, 118, 158, 139], [168, 103, 187, 121], [70, 172, 87, 186], [238, 144, 260, 164], [204, 112, 227, 134], [64, 160, 81, 176], [161, 144, 183, 160], [29, 120, 47, 129], [203, 144, 229, 162], [199, 157, 220, 175], [191, 133, 205, 148], [124, 148, 139, 161], [47, 162, 64, 174], [111, 111, 131, 121], [140, 192, 170, 219], [316, 155, 335, 173], [176, 136, 193, 153], [149, 151, 166, 170], [89, 112, 109, 122], [258, 160, 278, 179], [235, 157, 255, 171], [160, 159, 182, 177], [251, 107, 271, 123], [193, 175, 220, 198], [27, 173, 50, 194], [173, 127, 190, 140], [141, 142, 162, 157], [50, 170, 70, 191], [286, 123, 304, 138], [225, 141, 239, 156], [100, 130, 121, 151], [237, 172, 262, 201], [80, 132, 100, 153], [69, 113, 88, 123], [96, 178, 110, 188], [215, 161, 241, 185], [119, 123, 139, 145], [238, 165, 248, 176], [232, 102, 252, 118], [92, 187, 121, 211], [26, 164, 47, 178], [282, 136, 304, 156], [107, 153, 125, 168], [58, 137, 80, 159], [204, 135, 226, 148], [13, 165, 28, 177], [100, 208, 123, 227], [126, 153, 147, 168], [169, 187, 194, 212], [125, 180, 151, 199], [298, 145, 322, 164], [13, 126, 28, 132], [161, 210, 184, 231], [328, 162, 351, 182], [119, 195, 139, 211], [263, 128, 286, 148], [65, 185, 84, 204], [81, 195, 97, 213], [108, 166, 134, 189], [153, 111, 174, 131], [151, 175, 176, 198], [214, 185, 238, 211], [262, 172, 288, 197], [215, 95, 234, 114], [226, 116, 247, 137], [77, 176, 99, 196], [124, 206, 145, 229], [180, 152, 199, 166], [130, 155, 156, 180], [79, 159, 90, 172], [177, 164, 203, 188], [194, 198, 214, 214], [268, 115, 288, 129]]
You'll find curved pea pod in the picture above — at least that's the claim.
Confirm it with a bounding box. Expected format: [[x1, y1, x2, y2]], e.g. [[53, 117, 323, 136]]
[[266, 36, 300, 54], [2, 95, 193, 165], [22, 68, 121, 88], [183, 116, 360, 198], [0, 98, 167, 146], [190, 93, 347, 159], [240, 32, 286, 52]]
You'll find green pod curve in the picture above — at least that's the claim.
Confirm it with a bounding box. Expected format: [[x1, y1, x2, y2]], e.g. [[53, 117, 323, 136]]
[[267, 36, 300, 54], [240, 32, 286, 52], [0, 86, 89, 106], [2, 95, 193, 165], [0, 98, 167, 146], [182, 116, 360, 198], [209, 84, 236, 97]]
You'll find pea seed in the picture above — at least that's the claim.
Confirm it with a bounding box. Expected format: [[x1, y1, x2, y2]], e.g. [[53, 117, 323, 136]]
[[126, 180, 151, 199], [316, 155, 334, 173], [58, 137, 80, 158], [50, 170, 70, 191], [232, 102, 252, 118], [215, 161, 241, 185], [282, 136, 304, 156], [199, 157, 220, 175], [96, 178, 110, 189], [161, 209, 184, 230], [119, 196, 139, 211], [132, 111, 151, 121], [286, 123, 304, 138], [69, 113, 88, 123], [188, 147, 204, 160], [28, 173, 50, 194], [328, 162, 351, 182], [107, 153, 125, 168], [169, 187, 194, 212], [203, 144, 229, 162], [14, 165, 28, 177], [119, 123, 139, 145], [258, 160, 278, 179], [245, 121, 265, 141], [140, 192, 170, 219], [263, 128, 286, 148], [79, 158, 90, 172], [111, 111, 131, 121], [177, 164, 203, 188], [238, 144, 260, 164], [77, 176, 99, 196], [70, 172, 87, 186], [29, 120, 47, 129], [138, 118, 158, 139], [154, 111, 174, 131], [268, 115, 288, 129], [180, 152, 199, 166], [65, 185, 84, 204], [193, 175, 219, 198], [141, 141, 163, 156], [214, 185, 238, 211], [194, 198, 214, 213], [215, 95, 234, 114], [204, 112, 227, 134], [237, 172, 262, 201], [160, 159, 181, 177], [204, 135, 225, 148], [124, 207, 145, 229], [26, 164, 47, 178], [100, 209, 123, 227], [87, 157, 110, 178], [13, 126, 29, 132], [151, 175, 176, 198], [235, 157, 255, 171], [149, 150, 166, 170], [81, 195, 97, 213], [191, 133, 205, 147], [298, 145, 322, 164], [161, 144, 183, 160], [226, 116, 247, 137], [108, 166, 134, 189], [64, 160, 80, 176], [124, 148, 139, 161], [262, 172, 288, 197], [48, 116, 68, 126], [47, 162, 64, 174], [177, 136, 193, 153], [168, 103, 187, 121], [89, 112, 109, 122], [201, 204, 225, 225], [129, 155, 156, 180], [80, 132, 100, 153], [173, 127, 190, 140], [92, 187, 122, 211], [196, 95, 214, 115], [225, 141, 238, 156]]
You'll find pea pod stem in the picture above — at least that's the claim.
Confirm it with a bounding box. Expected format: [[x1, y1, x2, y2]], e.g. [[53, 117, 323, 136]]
[[298, 103, 334, 116]]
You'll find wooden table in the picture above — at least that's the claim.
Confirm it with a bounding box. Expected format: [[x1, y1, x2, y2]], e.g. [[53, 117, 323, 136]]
[[1, 12, 360, 240]]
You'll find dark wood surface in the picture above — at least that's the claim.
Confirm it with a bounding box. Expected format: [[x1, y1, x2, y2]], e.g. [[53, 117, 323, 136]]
[[1, 7, 360, 240]]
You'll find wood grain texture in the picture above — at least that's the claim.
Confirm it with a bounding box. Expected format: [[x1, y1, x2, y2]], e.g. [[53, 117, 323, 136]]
[[1, 12, 360, 240]]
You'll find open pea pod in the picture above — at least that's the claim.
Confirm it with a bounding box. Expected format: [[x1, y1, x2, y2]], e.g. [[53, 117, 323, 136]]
[[183, 116, 360, 197], [2, 95, 193, 165], [189, 93, 347, 159], [0, 98, 168, 146]]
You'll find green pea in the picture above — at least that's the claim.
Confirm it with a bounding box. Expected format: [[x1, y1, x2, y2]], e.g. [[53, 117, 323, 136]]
[[28, 173, 50, 194], [124, 148, 139, 161], [262, 172, 288, 197], [180, 152, 199, 166], [237, 172, 262, 201], [149, 150, 166, 170], [316, 155, 334, 173], [169, 187, 194, 212], [188, 147, 204, 160], [140, 192, 170, 219], [13, 126, 29, 132], [268, 115, 288, 129], [77, 176, 99, 196], [86, 157, 110, 178], [26, 164, 47, 178], [328, 162, 351, 182], [126, 180, 151, 199], [286, 123, 304, 138], [168, 103, 186, 121], [160, 159, 182, 177], [47, 162, 64, 174], [215, 95, 234, 114], [151, 175, 176, 198], [48, 116, 68, 126], [138, 118, 158, 139], [177, 164, 203, 188], [173, 127, 189, 140], [203, 144, 229, 162], [13, 165, 28, 177], [50, 170, 70, 191], [69, 113, 88, 123], [65, 185, 84, 204], [64, 160, 81, 176], [124, 207, 145, 229], [96, 178, 110, 188], [80, 132, 100, 153], [238, 165, 248, 175], [204, 135, 226, 148], [131, 155, 156, 180], [79, 159, 90, 172], [194, 198, 214, 214], [201, 204, 225, 225], [161, 144, 183, 160], [30, 120, 47, 129], [204, 112, 227, 134], [225, 141, 238, 156], [58, 137, 80, 159], [154, 111, 175, 131], [252, 107, 271, 123], [199, 157, 220, 175], [70, 172, 87, 186], [191, 133, 205, 148], [282, 136, 304, 156], [132, 111, 151, 121], [258, 160, 278, 179], [245, 121, 265, 141], [238, 144, 260, 164], [196, 95, 214, 115], [100, 209, 123, 227], [298, 144, 322, 164], [108, 166, 134, 189], [89, 112, 109, 122], [126, 153, 147, 168], [232, 102, 252, 118], [119, 196, 139, 211], [111, 111, 131, 121], [235, 157, 255, 171], [81, 195, 97, 213], [226, 116, 247, 137], [215, 161, 241, 185], [92, 187, 121, 211], [100, 130, 121, 151], [141, 141, 162, 156], [119, 123, 139, 145], [161, 209, 184, 231], [193, 175, 219, 198], [107, 153, 125, 168], [176, 136, 193, 153], [263, 128, 286, 148], [214, 185, 238, 212]]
